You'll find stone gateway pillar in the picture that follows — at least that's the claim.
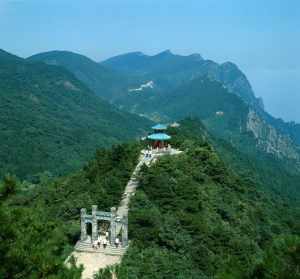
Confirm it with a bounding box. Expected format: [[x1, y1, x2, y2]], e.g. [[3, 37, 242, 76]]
[[122, 215, 128, 247], [80, 208, 87, 241], [92, 205, 98, 242], [110, 207, 117, 245]]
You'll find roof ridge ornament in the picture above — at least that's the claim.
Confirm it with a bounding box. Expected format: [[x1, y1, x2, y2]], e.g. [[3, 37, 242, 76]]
[[151, 123, 168, 130]]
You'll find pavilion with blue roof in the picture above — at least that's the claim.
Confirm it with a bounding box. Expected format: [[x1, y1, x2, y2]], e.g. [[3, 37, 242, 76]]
[[147, 123, 171, 148]]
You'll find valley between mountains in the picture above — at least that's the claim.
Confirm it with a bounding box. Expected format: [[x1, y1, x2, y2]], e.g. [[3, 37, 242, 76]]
[[0, 49, 299, 279]]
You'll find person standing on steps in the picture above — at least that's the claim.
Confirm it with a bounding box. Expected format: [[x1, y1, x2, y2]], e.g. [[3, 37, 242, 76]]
[[93, 239, 97, 250], [103, 238, 107, 249], [115, 237, 120, 248], [97, 235, 101, 249]]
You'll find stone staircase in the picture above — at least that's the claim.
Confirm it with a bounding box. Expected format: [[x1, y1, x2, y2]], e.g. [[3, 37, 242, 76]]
[[68, 148, 183, 278], [75, 241, 127, 256]]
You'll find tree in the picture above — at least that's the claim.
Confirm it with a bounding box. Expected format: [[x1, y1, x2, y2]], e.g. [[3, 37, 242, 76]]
[[0, 174, 17, 199]]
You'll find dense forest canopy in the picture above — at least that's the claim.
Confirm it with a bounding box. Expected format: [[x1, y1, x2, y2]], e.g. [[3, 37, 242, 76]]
[[1, 5, 300, 278], [0, 119, 299, 278], [170, 119, 300, 203], [116, 120, 300, 279], [0, 49, 151, 180], [0, 143, 141, 278], [23, 50, 300, 200], [29, 50, 300, 192]]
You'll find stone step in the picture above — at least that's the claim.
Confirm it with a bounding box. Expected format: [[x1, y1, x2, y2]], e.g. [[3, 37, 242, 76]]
[[75, 246, 126, 256], [75, 241, 127, 256], [76, 242, 126, 250]]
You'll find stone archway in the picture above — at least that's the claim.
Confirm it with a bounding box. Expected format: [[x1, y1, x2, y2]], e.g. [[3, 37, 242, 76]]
[[79, 205, 128, 248]]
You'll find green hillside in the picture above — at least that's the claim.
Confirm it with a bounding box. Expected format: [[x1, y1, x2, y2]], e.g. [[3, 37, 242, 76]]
[[106, 75, 300, 199], [115, 121, 300, 279], [102, 50, 300, 147], [30, 50, 300, 149], [0, 143, 141, 278], [170, 119, 300, 203], [0, 49, 151, 179], [19, 48, 300, 201], [101, 50, 259, 106], [0, 120, 298, 279], [28, 51, 139, 102]]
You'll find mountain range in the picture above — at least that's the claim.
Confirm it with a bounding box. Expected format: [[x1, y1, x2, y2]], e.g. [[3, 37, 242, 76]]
[[102, 49, 261, 107], [101, 50, 300, 145], [29, 50, 300, 163], [1, 47, 299, 278], [1, 47, 300, 200], [0, 49, 151, 179]]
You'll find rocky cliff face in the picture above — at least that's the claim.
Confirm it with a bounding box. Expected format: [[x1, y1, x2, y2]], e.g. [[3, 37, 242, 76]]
[[202, 61, 263, 109], [247, 110, 300, 160]]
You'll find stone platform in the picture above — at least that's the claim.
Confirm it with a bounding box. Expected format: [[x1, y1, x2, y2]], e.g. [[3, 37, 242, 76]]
[[75, 240, 127, 256]]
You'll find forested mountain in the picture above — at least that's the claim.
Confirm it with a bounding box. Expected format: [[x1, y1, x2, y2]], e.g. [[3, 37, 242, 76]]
[[101, 49, 261, 108], [116, 120, 300, 278], [159, 78, 300, 161], [101, 50, 300, 147], [0, 49, 151, 179], [29, 50, 258, 109], [27, 49, 300, 201], [1, 120, 298, 278], [28, 51, 138, 102], [0, 143, 141, 278], [31, 50, 300, 155], [174, 119, 300, 203], [100, 73, 300, 171]]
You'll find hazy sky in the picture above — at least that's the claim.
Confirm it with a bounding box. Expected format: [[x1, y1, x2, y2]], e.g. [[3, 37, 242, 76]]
[[1, 0, 299, 122]]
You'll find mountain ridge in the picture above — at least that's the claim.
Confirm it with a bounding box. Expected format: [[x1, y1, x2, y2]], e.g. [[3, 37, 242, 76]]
[[28, 50, 136, 102], [101, 50, 259, 106], [0, 49, 152, 179], [28, 49, 300, 168]]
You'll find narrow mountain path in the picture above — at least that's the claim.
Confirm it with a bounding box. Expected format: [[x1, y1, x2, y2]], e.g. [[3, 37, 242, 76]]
[[68, 148, 181, 279], [116, 152, 152, 220]]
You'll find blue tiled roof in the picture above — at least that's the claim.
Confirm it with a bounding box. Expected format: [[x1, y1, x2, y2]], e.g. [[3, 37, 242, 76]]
[[152, 123, 167, 130], [147, 133, 171, 140]]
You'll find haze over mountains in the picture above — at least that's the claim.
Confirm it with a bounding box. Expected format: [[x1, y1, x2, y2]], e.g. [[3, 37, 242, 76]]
[[1, 47, 300, 278], [1, 0, 299, 277], [0, 49, 151, 179], [1, 47, 300, 200], [29, 49, 300, 158]]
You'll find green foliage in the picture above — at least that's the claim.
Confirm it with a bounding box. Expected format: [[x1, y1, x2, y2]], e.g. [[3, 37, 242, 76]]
[[28, 50, 138, 101], [0, 117, 299, 278], [0, 143, 140, 278], [172, 118, 300, 203], [0, 174, 18, 199], [118, 246, 204, 279], [116, 121, 299, 278], [250, 235, 300, 279], [93, 267, 113, 279], [0, 49, 151, 179], [210, 126, 300, 203]]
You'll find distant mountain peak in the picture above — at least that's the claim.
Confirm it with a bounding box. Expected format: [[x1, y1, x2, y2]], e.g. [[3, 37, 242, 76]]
[[123, 51, 146, 57], [155, 49, 173, 57], [221, 61, 239, 69], [189, 53, 204, 61], [0, 49, 22, 62], [135, 51, 146, 56]]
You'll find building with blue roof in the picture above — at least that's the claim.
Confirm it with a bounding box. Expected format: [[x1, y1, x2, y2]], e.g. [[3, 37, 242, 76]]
[[151, 123, 167, 131], [147, 123, 171, 148], [147, 133, 171, 141]]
